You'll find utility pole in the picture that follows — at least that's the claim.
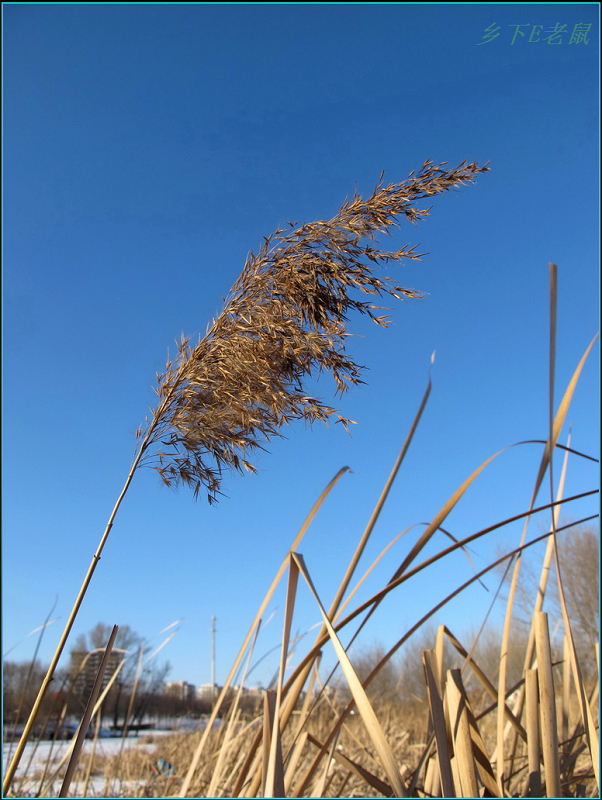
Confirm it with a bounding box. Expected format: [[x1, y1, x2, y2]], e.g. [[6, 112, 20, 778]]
[[210, 615, 216, 699]]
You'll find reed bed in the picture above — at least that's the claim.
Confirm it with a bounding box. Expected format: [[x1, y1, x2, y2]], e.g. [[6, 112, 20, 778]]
[[4, 157, 489, 793], [4, 159, 600, 797], [6, 269, 599, 797]]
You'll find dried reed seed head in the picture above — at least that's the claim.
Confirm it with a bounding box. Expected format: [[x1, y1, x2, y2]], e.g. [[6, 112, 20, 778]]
[[141, 159, 489, 502]]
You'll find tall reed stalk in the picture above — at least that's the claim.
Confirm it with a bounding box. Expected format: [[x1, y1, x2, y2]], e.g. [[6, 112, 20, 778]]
[[9, 261, 597, 798], [3, 158, 489, 795]]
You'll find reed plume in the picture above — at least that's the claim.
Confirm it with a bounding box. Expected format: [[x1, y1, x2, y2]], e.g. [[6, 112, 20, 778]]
[[140, 158, 490, 503], [3, 157, 489, 794]]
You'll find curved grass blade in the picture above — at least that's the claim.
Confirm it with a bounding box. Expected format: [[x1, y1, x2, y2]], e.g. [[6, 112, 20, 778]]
[[496, 269, 598, 788], [292, 551, 407, 797], [178, 466, 350, 796]]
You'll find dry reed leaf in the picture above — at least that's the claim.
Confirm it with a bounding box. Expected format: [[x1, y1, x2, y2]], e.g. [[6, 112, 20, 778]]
[[312, 729, 340, 798], [292, 551, 407, 797], [207, 624, 260, 797], [58, 626, 119, 799], [524, 668, 542, 797], [422, 649, 455, 797], [288, 653, 322, 753], [272, 356, 437, 793], [178, 466, 348, 797], [306, 732, 395, 797], [423, 754, 441, 798], [460, 703, 499, 797], [207, 701, 245, 796], [446, 670, 479, 798], [332, 355, 435, 629], [262, 689, 287, 799], [293, 517, 595, 798], [264, 555, 299, 798], [443, 626, 527, 741], [448, 670, 499, 797], [273, 508, 596, 796], [496, 265, 598, 789], [503, 428, 573, 778], [338, 440, 525, 674], [551, 540, 600, 790], [283, 729, 309, 796], [535, 612, 562, 797]]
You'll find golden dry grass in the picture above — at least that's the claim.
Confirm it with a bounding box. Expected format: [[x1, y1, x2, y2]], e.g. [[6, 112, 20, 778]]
[[5, 167, 600, 799], [3, 158, 489, 795]]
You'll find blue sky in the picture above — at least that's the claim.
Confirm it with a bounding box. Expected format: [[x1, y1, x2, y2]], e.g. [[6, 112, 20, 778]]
[[3, 4, 599, 691]]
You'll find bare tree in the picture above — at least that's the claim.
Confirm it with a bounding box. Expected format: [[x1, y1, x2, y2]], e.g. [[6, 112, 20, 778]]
[[552, 526, 599, 651], [3, 660, 47, 724], [497, 525, 599, 676], [68, 623, 170, 728]]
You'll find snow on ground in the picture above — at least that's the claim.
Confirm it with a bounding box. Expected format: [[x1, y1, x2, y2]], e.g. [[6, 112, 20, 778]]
[[3, 730, 178, 797]]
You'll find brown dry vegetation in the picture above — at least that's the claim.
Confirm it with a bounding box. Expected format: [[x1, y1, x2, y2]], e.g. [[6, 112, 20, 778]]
[[4, 162, 599, 798], [7, 421, 599, 797], [4, 158, 489, 794]]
